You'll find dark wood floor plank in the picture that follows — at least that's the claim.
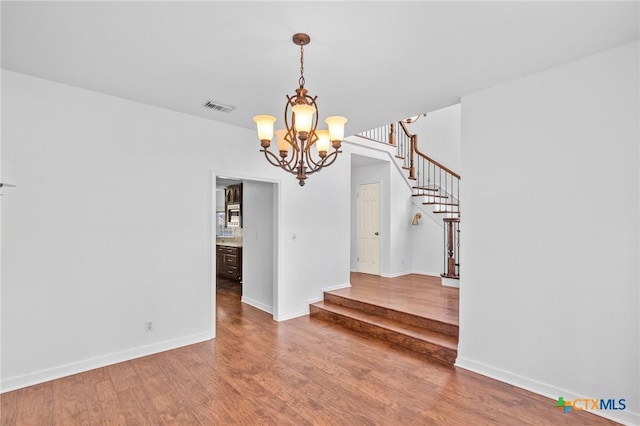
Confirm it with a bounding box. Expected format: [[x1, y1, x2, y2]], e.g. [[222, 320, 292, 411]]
[[114, 385, 161, 425], [106, 360, 139, 393], [0, 388, 21, 426], [15, 382, 54, 425], [84, 379, 126, 425], [52, 374, 90, 426]]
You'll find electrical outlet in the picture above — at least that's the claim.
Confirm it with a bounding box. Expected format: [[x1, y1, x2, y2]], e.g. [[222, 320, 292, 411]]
[[145, 321, 153, 332]]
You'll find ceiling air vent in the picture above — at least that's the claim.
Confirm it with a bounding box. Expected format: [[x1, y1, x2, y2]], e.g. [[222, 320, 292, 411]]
[[203, 100, 235, 113]]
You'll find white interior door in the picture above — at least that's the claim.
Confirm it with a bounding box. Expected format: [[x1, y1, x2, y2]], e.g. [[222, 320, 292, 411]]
[[357, 182, 380, 275]]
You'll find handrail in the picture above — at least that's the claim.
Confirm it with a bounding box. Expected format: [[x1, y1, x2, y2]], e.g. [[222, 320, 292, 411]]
[[414, 144, 461, 180], [398, 121, 461, 180]]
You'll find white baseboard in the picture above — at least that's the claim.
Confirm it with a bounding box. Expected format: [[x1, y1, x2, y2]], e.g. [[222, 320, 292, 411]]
[[380, 271, 412, 278], [322, 282, 351, 292], [410, 270, 442, 278], [308, 282, 352, 305], [1, 332, 212, 394], [285, 282, 352, 321], [307, 296, 324, 304], [455, 357, 639, 426], [275, 309, 309, 322], [380, 271, 444, 279], [441, 277, 460, 288], [241, 296, 273, 314]]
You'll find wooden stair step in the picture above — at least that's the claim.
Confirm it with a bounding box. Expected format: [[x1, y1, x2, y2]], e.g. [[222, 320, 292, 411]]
[[433, 211, 460, 215], [412, 186, 439, 191], [310, 301, 458, 365], [395, 155, 405, 160], [324, 292, 458, 337], [423, 202, 459, 206], [402, 166, 411, 170], [412, 194, 448, 198]]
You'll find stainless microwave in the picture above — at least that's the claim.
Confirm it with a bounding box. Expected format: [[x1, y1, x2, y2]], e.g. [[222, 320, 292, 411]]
[[226, 203, 241, 227]]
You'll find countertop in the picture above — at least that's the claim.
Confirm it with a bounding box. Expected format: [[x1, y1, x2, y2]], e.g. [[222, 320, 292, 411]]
[[216, 239, 243, 248]]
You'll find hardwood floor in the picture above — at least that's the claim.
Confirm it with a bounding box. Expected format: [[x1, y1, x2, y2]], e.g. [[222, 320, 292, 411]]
[[311, 273, 459, 364], [331, 272, 459, 327], [216, 276, 241, 296], [1, 275, 616, 425]]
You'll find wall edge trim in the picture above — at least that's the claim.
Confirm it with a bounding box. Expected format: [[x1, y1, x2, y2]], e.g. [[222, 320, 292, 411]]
[[1, 332, 212, 393], [455, 357, 639, 426]]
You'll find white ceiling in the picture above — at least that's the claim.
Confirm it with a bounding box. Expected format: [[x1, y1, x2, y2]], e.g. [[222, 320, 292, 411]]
[[2, 1, 638, 136]]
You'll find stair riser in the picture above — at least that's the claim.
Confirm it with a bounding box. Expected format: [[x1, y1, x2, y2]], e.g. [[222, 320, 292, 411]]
[[310, 305, 457, 365], [324, 293, 458, 338]]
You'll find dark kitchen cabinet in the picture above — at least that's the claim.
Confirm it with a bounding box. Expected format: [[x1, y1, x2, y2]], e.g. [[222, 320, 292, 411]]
[[216, 245, 242, 282], [225, 183, 243, 228], [225, 183, 243, 204]]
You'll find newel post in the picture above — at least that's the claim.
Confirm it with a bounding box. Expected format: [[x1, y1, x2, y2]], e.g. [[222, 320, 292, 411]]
[[442, 218, 460, 279], [389, 123, 396, 146]]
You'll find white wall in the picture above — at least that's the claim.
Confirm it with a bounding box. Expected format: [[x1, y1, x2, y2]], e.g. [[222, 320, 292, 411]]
[[458, 41, 639, 425], [387, 165, 413, 277], [241, 180, 275, 314], [410, 209, 444, 277], [1, 70, 351, 391]]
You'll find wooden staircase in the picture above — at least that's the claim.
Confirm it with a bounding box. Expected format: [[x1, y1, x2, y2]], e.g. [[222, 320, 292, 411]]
[[310, 274, 459, 366], [358, 118, 462, 279]]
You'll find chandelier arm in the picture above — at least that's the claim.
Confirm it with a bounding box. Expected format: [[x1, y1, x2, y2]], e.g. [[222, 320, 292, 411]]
[[275, 140, 300, 170], [304, 150, 325, 170], [321, 150, 342, 168], [262, 149, 297, 173], [305, 148, 341, 171], [287, 146, 300, 170], [286, 132, 302, 168]]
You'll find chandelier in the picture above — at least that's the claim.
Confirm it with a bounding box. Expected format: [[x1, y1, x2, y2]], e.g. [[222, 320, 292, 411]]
[[253, 33, 347, 186]]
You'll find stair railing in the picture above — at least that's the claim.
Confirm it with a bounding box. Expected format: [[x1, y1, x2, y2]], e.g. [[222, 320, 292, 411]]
[[357, 118, 461, 279]]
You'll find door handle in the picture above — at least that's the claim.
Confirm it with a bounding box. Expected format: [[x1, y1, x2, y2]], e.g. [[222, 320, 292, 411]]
[[374, 232, 379, 236]]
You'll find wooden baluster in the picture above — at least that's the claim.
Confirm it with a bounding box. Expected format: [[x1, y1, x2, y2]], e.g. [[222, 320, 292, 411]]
[[389, 123, 396, 146], [409, 135, 416, 180]]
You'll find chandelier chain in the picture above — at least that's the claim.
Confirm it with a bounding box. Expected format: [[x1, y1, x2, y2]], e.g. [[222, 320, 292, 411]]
[[298, 44, 305, 88]]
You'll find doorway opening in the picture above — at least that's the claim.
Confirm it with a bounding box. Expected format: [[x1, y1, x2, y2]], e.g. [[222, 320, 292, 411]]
[[212, 174, 279, 337]]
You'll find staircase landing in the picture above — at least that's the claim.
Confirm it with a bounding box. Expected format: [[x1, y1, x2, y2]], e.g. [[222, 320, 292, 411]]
[[310, 272, 459, 365]]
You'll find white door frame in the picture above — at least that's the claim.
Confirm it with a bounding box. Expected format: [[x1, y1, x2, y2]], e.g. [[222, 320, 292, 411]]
[[210, 172, 281, 339]]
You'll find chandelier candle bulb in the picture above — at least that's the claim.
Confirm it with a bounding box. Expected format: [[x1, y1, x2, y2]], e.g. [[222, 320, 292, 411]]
[[291, 104, 315, 135], [274, 129, 289, 158], [253, 115, 276, 147], [326, 116, 348, 145], [315, 129, 330, 157]]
